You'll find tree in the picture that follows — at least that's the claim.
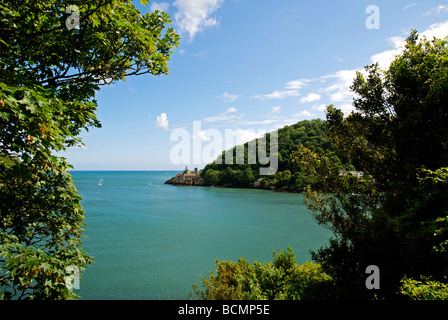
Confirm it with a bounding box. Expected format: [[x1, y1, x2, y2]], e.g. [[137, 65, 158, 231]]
[[0, 0, 179, 299], [400, 276, 448, 300], [204, 169, 221, 186], [239, 167, 255, 187], [191, 247, 333, 300], [199, 119, 349, 192], [297, 31, 448, 299]]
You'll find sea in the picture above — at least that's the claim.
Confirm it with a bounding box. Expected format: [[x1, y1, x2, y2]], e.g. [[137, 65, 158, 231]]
[[71, 171, 333, 300]]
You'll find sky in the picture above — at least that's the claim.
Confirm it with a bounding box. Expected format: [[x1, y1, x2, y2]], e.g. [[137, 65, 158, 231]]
[[62, 0, 448, 171]]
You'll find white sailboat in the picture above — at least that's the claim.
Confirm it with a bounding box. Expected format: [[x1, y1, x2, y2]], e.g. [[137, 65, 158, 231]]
[[98, 178, 103, 186]]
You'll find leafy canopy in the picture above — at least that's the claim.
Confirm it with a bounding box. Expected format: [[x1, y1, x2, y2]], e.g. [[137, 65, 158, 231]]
[[200, 119, 351, 190], [297, 30, 448, 299], [191, 247, 333, 300], [1, 0, 179, 299]]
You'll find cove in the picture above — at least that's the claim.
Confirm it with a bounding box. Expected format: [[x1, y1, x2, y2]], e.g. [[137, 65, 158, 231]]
[[71, 171, 333, 299]]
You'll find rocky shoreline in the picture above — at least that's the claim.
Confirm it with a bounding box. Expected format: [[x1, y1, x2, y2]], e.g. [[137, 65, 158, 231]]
[[164, 175, 303, 193]]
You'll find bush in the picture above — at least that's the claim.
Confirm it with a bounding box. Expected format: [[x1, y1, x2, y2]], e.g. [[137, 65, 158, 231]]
[[191, 247, 334, 300], [399, 276, 448, 300]]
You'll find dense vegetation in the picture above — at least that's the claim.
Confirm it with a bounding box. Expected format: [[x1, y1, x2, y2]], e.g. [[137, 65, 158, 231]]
[[200, 119, 352, 192], [192, 247, 334, 300], [298, 31, 448, 300], [0, 0, 178, 299], [194, 31, 448, 300], [1, 0, 446, 302]]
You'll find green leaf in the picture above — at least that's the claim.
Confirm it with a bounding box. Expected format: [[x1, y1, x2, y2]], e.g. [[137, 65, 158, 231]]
[[1, 0, 178, 300]]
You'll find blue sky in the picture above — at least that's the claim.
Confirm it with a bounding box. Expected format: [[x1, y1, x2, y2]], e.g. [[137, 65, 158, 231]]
[[63, 0, 448, 170]]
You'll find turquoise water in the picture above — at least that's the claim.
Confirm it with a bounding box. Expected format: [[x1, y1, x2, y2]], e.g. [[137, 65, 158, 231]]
[[72, 171, 332, 300]]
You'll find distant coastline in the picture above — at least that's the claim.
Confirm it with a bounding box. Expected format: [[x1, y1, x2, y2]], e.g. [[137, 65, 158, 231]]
[[69, 170, 180, 172], [164, 167, 303, 194]]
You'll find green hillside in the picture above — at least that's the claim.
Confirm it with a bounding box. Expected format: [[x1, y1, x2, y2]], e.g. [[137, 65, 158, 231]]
[[198, 118, 352, 192]]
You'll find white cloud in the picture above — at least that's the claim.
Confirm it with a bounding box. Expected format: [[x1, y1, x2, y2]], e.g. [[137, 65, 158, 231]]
[[312, 103, 328, 112], [321, 69, 358, 102], [387, 36, 407, 48], [155, 113, 169, 130], [219, 92, 240, 102], [252, 90, 300, 100], [193, 130, 211, 141], [315, 21, 448, 114], [282, 119, 297, 126], [300, 93, 321, 103], [402, 3, 416, 11], [370, 48, 401, 70], [232, 129, 265, 144], [371, 21, 448, 69], [203, 107, 243, 123], [150, 2, 170, 12], [203, 114, 239, 123], [311, 21, 448, 108], [370, 35, 407, 69], [280, 110, 316, 127], [243, 119, 275, 125], [424, 5, 448, 16], [271, 106, 282, 113], [293, 110, 315, 118], [421, 20, 448, 39], [338, 103, 356, 115], [257, 21, 448, 119], [285, 79, 310, 90], [252, 78, 311, 101], [173, 0, 224, 41]]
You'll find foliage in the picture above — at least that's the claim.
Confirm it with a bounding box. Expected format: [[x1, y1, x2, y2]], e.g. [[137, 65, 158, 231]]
[[201, 119, 351, 190], [191, 247, 333, 300], [296, 30, 448, 299], [418, 167, 448, 254], [0, 80, 95, 300], [400, 276, 448, 300], [203, 169, 221, 186], [0, 0, 179, 299], [0, 0, 179, 95]]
